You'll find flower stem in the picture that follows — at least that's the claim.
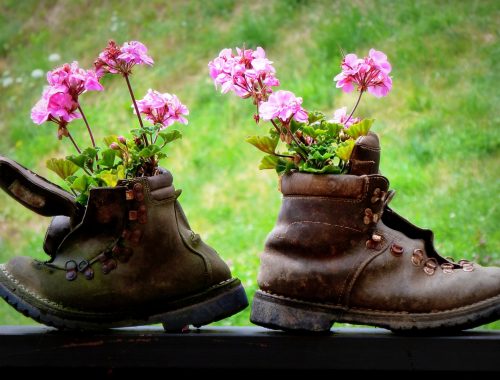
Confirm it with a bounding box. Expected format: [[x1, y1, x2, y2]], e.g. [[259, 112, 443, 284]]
[[78, 104, 99, 168], [345, 90, 364, 126], [68, 132, 82, 154], [124, 73, 149, 147], [270, 119, 307, 162], [78, 105, 96, 148]]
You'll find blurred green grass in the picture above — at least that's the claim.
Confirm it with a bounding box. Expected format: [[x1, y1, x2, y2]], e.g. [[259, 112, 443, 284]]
[[0, 0, 498, 329]]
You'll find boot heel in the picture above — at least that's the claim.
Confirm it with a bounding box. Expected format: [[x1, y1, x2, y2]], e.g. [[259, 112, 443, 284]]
[[160, 280, 248, 332], [250, 290, 338, 332]]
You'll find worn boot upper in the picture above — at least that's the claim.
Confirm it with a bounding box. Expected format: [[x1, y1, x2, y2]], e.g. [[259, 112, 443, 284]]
[[1, 169, 232, 313], [258, 133, 500, 317]]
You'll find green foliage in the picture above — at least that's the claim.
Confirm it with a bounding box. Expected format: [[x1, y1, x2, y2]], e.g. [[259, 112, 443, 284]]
[[247, 111, 371, 175], [45, 158, 79, 180]]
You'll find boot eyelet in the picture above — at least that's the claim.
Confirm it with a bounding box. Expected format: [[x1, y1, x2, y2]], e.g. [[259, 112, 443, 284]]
[[423, 258, 438, 275], [390, 243, 404, 257], [65, 260, 78, 281], [462, 263, 474, 272], [133, 183, 145, 202], [129, 210, 138, 221], [102, 258, 117, 275], [441, 263, 454, 274], [125, 190, 135, 201], [370, 188, 387, 204], [411, 249, 425, 266]]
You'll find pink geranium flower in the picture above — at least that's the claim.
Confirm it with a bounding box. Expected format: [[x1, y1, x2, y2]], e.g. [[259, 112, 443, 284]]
[[31, 86, 81, 139], [334, 49, 392, 97], [118, 41, 154, 66], [47, 61, 103, 99], [330, 107, 360, 129], [208, 46, 279, 101], [136, 89, 189, 129], [259, 90, 308, 123], [95, 40, 154, 77]]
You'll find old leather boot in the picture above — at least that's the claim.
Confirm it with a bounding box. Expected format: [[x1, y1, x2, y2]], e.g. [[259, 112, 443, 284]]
[[0, 156, 248, 330], [251, 133, 500, 332]]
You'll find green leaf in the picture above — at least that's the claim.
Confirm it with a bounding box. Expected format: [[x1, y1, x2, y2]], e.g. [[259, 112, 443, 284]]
[[299, 164, 341, 174], [245, 135, 279, 155], [259, 155, 279, 170], [156, 152, 168, 160], [276, 158, 296, 175], [324, 121, 343, 138], [70, 175, 90, 193], [97, 149, 116, 168], [138, 144, 161, 158], [143, 125, 158, 135], [345, 119, 374, 139], [308, 111, 325, 124], [76, 192, 89, 205], [158, 129, 182, 145], [130, 129, 144, 138], [103, 135, 118, 148], [46, 158, 79, 180], [66, 154, 87, 169], [336, 139, 356, 161], [96, 170, 118, 187]]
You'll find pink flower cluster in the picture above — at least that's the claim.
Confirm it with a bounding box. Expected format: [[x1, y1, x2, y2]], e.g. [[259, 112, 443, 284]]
[[209, 47, 308, 126], [31, 62, 103, 138], [136, 89, 189, 129], [208, 47, 279, 101], [95, 40, 154, 78], [334, 49, 392, 97], [259, 91, 308, 123]]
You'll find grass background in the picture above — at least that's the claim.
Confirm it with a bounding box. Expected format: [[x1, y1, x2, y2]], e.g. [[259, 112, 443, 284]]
[[0, 0, 498, 329]]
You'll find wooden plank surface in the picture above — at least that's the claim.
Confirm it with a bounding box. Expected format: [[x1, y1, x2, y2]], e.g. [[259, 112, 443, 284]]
[[0, 326, 499, 372]]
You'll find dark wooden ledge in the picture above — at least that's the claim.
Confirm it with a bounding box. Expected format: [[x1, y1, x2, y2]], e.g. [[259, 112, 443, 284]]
[[0, 326, 499, 372]]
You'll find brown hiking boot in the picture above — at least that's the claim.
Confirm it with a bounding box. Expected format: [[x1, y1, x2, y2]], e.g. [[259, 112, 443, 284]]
[[0, 156, 247, 330], [250, 133, 500, 332]]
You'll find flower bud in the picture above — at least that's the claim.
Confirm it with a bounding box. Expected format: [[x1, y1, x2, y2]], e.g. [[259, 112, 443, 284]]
[[118, 135, 126, 144], [110, 142, 120, 150]]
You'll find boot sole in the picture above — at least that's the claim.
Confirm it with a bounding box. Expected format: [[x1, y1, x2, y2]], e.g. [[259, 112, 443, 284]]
[[0, 271, 248, 331], [251, 290, 500, 333]]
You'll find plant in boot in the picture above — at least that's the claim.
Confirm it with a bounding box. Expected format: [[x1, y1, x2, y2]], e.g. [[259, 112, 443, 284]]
[[210, 46, 500, 332], [208, 46, 391, 174], [32, 40, 188, 205], [0, 40, 248, 331]]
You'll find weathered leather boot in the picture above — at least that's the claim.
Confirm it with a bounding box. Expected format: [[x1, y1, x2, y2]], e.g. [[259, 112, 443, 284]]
[[251, 133, 500, 332], [0, 156, 248, 330]]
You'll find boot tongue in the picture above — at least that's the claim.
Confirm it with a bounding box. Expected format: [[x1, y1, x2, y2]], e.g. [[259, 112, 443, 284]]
[[348, 132, 381, 175]]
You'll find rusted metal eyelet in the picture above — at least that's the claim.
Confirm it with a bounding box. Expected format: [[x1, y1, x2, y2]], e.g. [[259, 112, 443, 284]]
[[370, 188, 387, 204], [390, 243, 404, 257], [441, 263, 454, 274], [125, 190, 135, 201], [65, 260, 78, 281], [129, 210, 138, 221], [411, 249, 425, 266], [363, 208, 379, 225], [423, 258, 438, 275], [462, 262, 474, 272], [138, 204, 148, 224], [190, 231, 201, 245], [365, 233, 383, 250], [133, 183, 145, 202], [101, 258, 117, 275]]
